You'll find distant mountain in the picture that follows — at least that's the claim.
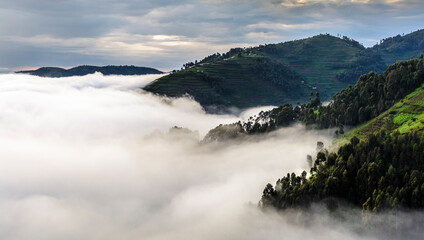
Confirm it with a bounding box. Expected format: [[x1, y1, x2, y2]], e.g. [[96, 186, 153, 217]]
[[145, 30, 424, 110], [17, 65, 163, 77]]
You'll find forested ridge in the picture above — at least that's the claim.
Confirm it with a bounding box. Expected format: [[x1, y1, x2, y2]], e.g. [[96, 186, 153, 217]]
[[256, 56, 424, 212]]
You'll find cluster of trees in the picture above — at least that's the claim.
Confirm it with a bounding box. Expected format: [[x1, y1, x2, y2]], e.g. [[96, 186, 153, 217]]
[[261, 130, 424, 211]]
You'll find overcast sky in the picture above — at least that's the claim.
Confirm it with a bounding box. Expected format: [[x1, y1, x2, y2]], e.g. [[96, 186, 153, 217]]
[[0, 0, 423, 71]]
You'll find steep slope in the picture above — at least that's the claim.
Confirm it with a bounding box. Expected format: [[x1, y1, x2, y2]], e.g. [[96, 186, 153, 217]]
[[17, 65, 163, 77], [258, 57, 424, 212], [145, 30, 424, 110]]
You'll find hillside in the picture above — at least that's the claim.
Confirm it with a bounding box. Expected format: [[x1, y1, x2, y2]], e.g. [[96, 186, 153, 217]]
[[204, 56, 424, 142], [257, 57, 424, 212], [338, 82, 424, 145], [144, 56, 306, 109], [145, 30, 424, 110], [17, 65, 163, 77]]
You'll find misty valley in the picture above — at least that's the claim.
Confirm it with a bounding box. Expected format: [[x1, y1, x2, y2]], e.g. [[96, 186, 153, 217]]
[[2, 7, 424, 237], [2, 54, 424, 239]]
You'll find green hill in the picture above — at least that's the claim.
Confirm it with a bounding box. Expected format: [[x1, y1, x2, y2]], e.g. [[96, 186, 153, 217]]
[[144, 56, 306, 109], [17, 65, 163, 77], [145, 30, 424, 110]]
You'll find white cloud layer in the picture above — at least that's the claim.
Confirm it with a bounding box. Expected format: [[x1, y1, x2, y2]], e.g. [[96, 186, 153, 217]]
[[1, 73, 424, 239]]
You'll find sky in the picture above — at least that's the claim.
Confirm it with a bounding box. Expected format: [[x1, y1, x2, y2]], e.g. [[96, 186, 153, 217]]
[[0, 0, 423, 71]]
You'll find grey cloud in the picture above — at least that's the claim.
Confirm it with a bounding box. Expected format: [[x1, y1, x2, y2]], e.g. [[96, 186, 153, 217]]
[[1, 0, 423, 70]]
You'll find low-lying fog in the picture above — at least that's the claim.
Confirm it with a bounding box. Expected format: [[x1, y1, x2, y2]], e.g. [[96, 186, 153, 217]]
[[0, 73, 422, 240]]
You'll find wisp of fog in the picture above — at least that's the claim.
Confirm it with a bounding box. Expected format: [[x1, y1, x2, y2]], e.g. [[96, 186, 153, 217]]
[[0, 73, 423, 240]]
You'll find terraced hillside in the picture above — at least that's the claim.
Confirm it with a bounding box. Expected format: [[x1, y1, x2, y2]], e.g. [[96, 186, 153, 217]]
[[145, 30, 424, 110], [145, 55, 306, 109], [252, 34, 365, 98]]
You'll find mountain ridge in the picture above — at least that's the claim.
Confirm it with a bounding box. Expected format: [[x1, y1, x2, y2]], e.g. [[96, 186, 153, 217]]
[[17, 65, 163, 77]]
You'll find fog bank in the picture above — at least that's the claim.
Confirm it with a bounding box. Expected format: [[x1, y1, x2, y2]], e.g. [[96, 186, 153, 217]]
[[0, 73, 422, 240]]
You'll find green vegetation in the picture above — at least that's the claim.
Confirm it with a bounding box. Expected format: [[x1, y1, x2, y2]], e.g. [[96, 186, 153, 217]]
[[145, 30, 424, 110], [344, 83, 424, 141], [17, 65, 163, 77], [257, 56, 424, 212], [261, 131, 424, 211]]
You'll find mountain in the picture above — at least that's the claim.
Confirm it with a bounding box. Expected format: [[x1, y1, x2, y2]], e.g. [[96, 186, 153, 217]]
[[145, 30, 424, 110], [17, 65, 163, 77], [145, 56, 306, 110]]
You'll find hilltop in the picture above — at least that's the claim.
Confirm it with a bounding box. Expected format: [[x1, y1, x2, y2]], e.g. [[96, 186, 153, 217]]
[[145, 30, 424, 110], [17, 65, 163, 77]]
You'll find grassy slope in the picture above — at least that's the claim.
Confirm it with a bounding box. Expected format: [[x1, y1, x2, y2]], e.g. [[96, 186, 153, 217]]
[[337, 84, 424, 146]]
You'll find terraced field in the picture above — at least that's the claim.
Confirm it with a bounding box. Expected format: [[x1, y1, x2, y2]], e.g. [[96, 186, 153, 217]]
[[145, 55, 307, 109]]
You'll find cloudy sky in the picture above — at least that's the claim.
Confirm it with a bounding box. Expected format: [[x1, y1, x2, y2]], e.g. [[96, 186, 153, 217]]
[[1, 0, 423, 71]]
